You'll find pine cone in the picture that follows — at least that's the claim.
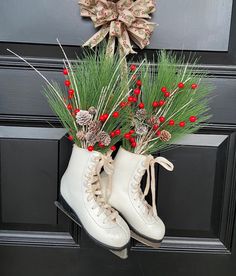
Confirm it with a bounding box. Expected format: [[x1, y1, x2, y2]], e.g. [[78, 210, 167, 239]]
[[147, 117, 160, 125], [88, 106, 97, 115], [76, 130, 85, 141], [76, 110, 92, 126], [97, 131, 111, 146], [136, 109, 147, 120], [135, 124, 149, 135], [159, 130, 171, 142], [85, 131, 99, 145], [88, 120, 102, 133]]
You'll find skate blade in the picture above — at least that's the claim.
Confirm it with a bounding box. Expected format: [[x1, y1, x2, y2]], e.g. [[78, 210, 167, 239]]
[[131, 230, 162, 249], [55, 200, 82, 227], [55, 201, 129, 259], [110, 248, 128, 259]]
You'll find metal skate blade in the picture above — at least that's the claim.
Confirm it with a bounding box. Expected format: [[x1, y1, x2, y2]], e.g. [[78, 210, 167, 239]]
[[109, 248, 128, 259], [55, 201, 129, 259], [55, 201, 82, 227], [131, 230, 162, 249]]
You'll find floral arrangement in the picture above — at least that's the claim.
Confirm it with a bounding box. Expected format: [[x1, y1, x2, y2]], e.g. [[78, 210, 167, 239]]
[[7, 45, 211, 155], [121, 52, 212, 154], [45, 45, 140, 153]]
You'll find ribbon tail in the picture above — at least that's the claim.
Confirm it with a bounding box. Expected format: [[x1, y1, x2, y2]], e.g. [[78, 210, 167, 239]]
[[83, 25, 110, 48], [106, 36, 116, 57], [118, 29, 136, 55]]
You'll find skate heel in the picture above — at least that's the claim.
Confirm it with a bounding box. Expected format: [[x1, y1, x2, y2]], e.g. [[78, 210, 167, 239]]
[[130, 230, 163, 249], [55, 195, 82, 227]]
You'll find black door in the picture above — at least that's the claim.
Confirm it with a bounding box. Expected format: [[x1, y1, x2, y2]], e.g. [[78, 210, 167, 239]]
[[1, 0, 236, 275]]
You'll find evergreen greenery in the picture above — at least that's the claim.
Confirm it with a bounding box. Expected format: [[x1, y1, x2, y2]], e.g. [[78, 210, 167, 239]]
[[123, 51, 212, 155]]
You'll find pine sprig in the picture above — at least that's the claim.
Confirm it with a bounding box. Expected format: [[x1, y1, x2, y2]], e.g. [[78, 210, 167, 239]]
[[123, 51, 212, 155], [44, 46, 137, 154]]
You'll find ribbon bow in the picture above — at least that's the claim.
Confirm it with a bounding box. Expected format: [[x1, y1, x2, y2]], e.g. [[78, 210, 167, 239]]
[[79, 0, 156, 56], [144, 155, 174, 217]]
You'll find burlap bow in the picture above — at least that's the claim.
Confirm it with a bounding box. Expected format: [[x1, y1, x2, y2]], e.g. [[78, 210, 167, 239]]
[[79, 0, 156, 56]]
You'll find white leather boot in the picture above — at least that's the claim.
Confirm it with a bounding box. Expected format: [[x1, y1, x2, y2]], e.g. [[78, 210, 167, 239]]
[[55, 145, 130, 258], [101, 147, 173, 248]]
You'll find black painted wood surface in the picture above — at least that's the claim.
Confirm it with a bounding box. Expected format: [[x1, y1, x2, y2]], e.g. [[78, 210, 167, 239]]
[[1, 0, 236, 275]]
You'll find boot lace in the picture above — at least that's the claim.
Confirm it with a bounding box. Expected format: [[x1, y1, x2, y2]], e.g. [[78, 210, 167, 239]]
[[84, 152, 118, 223], [132, 155, 174, 217]]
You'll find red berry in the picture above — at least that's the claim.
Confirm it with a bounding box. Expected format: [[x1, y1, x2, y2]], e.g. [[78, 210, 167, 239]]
[[131, 142, 137, 148], [136, 80, 142, 86], [159, 116, 165, 123], [178, 82, 184, 89], [179, 121, 186, 127], [68, 135, 73, 141], [191, 83, 198, 89], [67, 104, 73, 110], [132, 97, 137, 102], [63, 68, 69, 75], [68, 89, 74, 96], [74, 109, 80, 114], [129, 137, 135, 143], [164, 92, 170, 98], [68, 94, 74, 99], [139, 102, 145, 109], [99, 115, 105, 121], [156, 130, 161, 136], [130, 64, 136, 71], [152, 101, 159, 108], [110, 131, 115, 138], [110, 145, 116, 151], [161, 87, 167, 93], [134, 88, 141, 95], [169, 119, 175, 126], [115, 129, 121, 135], [98, 142, 104, 148], [120, 102, 126, 108], [128, 96, 133, 102], [103, 113, 109, 120], [113, 111, 119, 118], [64, 80, 71, 87], [189, 116, 197, 122], [124, 133, 131, 139], [129, 130, 135, 134], [132, 75, 137, 80], [153, 124, 159, 130], [87, 146, 94, 152], [159, 100, 165, 106]]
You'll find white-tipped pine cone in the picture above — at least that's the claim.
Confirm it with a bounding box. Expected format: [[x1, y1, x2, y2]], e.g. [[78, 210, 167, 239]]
[[136, 109, 147, 120], [85, 131, 99, 146], [159, 130, 171, 142], [97, 131, 111, 146], [76, 130, 85, 141], [147, 117, 160, 125], [88, 120, 102, 133], [88, 106, 97, 115], [76, 110, 92, 126], [135, 124, 149, 135]]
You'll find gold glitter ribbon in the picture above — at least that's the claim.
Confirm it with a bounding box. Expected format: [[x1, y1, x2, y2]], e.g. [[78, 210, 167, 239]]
[[79, 0, 156, 56]]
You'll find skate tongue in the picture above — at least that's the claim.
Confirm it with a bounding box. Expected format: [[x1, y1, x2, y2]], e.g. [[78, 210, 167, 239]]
[[97, 152, 114, 201], [144, 155, 174, 216]]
